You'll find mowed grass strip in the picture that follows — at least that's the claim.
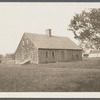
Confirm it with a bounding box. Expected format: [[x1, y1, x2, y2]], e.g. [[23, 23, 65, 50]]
[[0, 57, 100, 92]]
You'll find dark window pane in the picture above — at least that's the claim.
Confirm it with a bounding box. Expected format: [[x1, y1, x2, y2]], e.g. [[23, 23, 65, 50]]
[[46, 51, 48, 58], [52, 51, 54, 58]]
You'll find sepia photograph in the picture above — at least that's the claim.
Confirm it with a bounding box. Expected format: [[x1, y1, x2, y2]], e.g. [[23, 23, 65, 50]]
[[0, 2, 100, 93]]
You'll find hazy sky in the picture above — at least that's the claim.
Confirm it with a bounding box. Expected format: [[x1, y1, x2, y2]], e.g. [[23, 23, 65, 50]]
[[0, 3, 100, 55]]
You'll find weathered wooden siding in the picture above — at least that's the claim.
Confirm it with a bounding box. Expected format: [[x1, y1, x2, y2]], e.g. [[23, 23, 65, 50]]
[[38, 49, 82, 63], [15, 34, 38, 64]]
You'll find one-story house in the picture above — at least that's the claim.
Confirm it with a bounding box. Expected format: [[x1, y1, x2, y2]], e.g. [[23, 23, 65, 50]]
[[15, 29, 82, 64]]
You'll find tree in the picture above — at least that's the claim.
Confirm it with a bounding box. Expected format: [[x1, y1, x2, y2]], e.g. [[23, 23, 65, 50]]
[[5, 53, 15, 60], [68, 8, 100, 51]]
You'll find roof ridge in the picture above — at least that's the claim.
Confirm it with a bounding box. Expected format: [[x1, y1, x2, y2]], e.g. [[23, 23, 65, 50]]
[[24, 32, 69, 38], [24, 32, 45, 36]]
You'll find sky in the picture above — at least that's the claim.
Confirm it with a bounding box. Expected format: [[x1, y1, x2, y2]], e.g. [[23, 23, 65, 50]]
[[0, 2, 100, 55]]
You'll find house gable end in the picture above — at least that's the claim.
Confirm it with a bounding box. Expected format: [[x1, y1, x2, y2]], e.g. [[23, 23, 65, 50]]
[[24, 33, 38, 49], [15, 33, 38, 64]]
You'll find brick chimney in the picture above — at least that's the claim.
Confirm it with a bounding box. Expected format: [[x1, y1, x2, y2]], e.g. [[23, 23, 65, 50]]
[[46, 29, 51, 37]]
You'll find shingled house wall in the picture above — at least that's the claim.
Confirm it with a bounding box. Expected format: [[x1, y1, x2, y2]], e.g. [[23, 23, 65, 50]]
[[15, 34, 38, 64], [38, 49, 82, 63]]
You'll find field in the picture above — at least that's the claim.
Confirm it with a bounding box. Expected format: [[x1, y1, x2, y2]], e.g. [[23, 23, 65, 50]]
[[0, 58, 100, 92]]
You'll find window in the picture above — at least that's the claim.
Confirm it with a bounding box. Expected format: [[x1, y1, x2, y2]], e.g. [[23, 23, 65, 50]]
[[31, 51, 34, 59], [22, 41, 24, 46], [61, 51, 64, 58], [21, 53, 24, 59], [46, 51, 48, 58], [76, 54, 78, 58], [52, 51, 55, 58], [27, 40, 29, 44]]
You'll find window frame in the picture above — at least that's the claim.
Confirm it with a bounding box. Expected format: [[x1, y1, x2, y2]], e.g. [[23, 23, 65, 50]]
[[22, 41, 24, 46], [46, 51, 48, 58], [27, 40, 29, 44], [52, 51, 55, 58], [76, 54, 78, 58]]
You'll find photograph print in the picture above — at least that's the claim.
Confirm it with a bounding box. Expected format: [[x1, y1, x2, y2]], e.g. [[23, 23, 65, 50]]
[[0, 3, 100, 92]]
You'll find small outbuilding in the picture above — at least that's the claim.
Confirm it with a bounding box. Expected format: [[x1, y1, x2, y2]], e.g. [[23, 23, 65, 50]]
[[89, 50, 100, 57], [15, 29, 82, 64]]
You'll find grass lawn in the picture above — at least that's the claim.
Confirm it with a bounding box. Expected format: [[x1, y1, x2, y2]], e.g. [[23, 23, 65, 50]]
[[0, 57, 100, 92]]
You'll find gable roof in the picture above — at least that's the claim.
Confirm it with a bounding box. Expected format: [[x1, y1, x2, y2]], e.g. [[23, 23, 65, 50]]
[[25, 32, 82, 50]]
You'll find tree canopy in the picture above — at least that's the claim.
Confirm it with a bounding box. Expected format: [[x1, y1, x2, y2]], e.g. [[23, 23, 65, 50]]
[[68, 8, 100, 51]]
